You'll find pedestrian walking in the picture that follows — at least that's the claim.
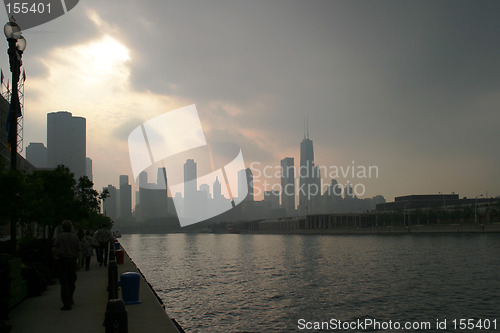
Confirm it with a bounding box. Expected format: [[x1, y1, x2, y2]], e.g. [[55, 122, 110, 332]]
[[80, 230, 95, 271], [52, 220, 81, 310], [93, 224, 113, 266]]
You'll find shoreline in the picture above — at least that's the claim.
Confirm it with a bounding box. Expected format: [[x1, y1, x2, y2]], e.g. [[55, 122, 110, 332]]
[[119, 223, 500, 235], [242, 223, 500, 235]]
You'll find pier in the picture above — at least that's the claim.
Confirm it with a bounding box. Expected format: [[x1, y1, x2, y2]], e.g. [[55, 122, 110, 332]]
[[8, 243, 182, 333]]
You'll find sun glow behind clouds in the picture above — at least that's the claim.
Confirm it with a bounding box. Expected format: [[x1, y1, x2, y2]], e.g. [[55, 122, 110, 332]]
[[73, 35, 130, 84], [25, 32, 191, 191]]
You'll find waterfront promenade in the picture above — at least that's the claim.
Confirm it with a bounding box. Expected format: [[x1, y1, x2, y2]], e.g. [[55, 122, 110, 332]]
[[8, 246, 181, 333]]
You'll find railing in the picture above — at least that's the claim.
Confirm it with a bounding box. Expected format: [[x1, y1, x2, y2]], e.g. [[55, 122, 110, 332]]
[[108, 241, 118, 300], [104, 239, 127, 332]]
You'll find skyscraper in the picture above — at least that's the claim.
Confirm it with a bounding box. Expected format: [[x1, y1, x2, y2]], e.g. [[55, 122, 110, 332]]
[[281, 157, 295, 214], [119, 175, 132, 218], [238, 168, 253, 202], [183, 159, 200, 218], [200, 184, 210, 199], [299, 119, 320, 213], [246, 168, 254, 201], [157, 167, 167, 188], [47, 111, 86, 180], [26, 142, 47, 168], [138, 171, 148, 188], [103, 185, 118, 220], [184, 159, 197, 200], [213, 176, 222, 200], [264, 190, 280, 210], [86, 157, 93, 181]]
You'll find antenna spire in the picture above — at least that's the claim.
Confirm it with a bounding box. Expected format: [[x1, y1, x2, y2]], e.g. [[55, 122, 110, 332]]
[[306, 115, 309, 139], [303, 116, 306, 139]]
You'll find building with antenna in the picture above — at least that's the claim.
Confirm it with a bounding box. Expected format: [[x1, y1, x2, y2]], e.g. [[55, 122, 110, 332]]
[[298, 117, 321, 214]]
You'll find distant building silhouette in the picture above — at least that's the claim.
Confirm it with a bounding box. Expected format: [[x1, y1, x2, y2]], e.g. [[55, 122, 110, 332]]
[[86, 157, 93, 181], [213, 176, 222, 200], [264, 190, 280, 210], [184, 159, 197, 200], [299, 119, 321, 214], [119, 175, 132, 218], [281, 157, 295, 214], [157, 167, 167, 188], [26, 142, 47, 168], [138, 170, 148, 188], [238, 168, 254, 202], [246, 168, 254, 201], [200, 183, 210, 199], [135, 168, 173, 221], [376, 194, 459, 211], [183, 159, 197, 217], [102, 184, 118, 220], [47, 111, 86, 180]]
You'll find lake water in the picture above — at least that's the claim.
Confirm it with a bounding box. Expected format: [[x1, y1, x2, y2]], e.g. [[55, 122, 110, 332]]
[[120, 233, 500, 332]]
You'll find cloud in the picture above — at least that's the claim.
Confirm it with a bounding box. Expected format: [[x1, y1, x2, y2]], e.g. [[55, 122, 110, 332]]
[[17, 0, 500, 200]]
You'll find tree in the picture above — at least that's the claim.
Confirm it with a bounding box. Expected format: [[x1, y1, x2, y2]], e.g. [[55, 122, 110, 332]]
[[23, 166, 77, 238], [1, 165, 113, 241], [75, 176, 99, 216], [74, 176, 112, 231]]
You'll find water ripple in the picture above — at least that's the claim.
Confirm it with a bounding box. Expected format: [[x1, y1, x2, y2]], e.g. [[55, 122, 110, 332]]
[[120, 233, 500, 332]]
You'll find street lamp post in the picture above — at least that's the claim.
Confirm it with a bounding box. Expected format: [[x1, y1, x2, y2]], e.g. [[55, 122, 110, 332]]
[[4, 17, 26, 250], [5, 17, 25, 170]]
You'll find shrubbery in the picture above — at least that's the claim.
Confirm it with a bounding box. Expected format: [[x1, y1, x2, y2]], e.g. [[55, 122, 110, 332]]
[[17, 237, 56, 297]]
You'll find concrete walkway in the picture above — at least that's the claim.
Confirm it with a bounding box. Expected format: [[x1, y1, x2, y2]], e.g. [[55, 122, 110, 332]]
[[8, 247, 181, 333]]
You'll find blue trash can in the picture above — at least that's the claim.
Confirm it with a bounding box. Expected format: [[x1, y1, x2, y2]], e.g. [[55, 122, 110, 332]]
[[119, 272, 141, 305]]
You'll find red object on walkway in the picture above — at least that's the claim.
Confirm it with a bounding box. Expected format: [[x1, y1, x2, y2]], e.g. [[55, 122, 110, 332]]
[[115, 249, 124, 264]]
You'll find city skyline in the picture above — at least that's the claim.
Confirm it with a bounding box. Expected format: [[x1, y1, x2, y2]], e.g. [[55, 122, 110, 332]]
[[4, 0, 499, 202]]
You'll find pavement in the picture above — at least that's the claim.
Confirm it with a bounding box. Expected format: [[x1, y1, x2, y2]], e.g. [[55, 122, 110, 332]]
[[8, 245, 182, 333]]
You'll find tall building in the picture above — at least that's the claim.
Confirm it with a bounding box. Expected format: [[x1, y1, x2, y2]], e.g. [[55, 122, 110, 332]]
[[280, 157, 295, 214], [299, 119, 320, 213], [135, 169, 171, 220], [200, 184, 210, 199], [264, 190, 280, 210], [119, 175, 132, 218], [238, 168, 254, 202], [26, 142, 47, 168], [184, 159, 197, 200], [138, 171, 148, 188], [213, 176, 222, 200], [86, 157, 93, 181], [102, 185, 117, 220], [246, 168, 254, 201], [47, 111, 86, 180], [183, 159, 197, 217], [157, 167, 167, 188]]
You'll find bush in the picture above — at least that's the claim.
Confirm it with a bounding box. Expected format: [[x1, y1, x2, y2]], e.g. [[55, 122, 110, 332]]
[[17, 237, 56, 297], [21, 262, 53, 297]]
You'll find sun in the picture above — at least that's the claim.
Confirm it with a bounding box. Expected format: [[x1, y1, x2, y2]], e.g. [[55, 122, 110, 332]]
[[75, 35, 130, 79]]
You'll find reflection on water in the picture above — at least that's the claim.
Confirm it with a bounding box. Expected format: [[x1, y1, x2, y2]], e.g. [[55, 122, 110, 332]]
[[120, 233, 500, 332]]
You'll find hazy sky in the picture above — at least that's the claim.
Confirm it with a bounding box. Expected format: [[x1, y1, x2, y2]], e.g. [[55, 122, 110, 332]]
[[3, 0, 499, 201]]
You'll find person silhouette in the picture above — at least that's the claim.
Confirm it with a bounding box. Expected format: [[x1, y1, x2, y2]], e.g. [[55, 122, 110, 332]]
[[52, 220, 81, 310]]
